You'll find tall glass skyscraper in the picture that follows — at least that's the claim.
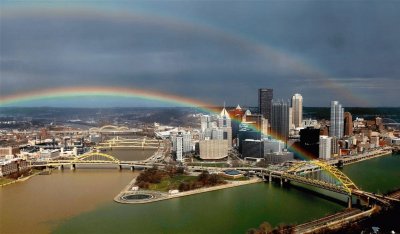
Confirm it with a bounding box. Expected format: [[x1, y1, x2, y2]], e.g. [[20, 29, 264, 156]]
[[291, 93, 303, 128], [330, 101, 344, 138], [258, 88, 273, 121], [271, 99, 289, 143]]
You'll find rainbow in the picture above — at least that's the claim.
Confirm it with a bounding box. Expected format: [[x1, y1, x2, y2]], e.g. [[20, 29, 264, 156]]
[[0, 86, 315, 160], [2, 6, 370, 106], [0, 86, 211, 108]]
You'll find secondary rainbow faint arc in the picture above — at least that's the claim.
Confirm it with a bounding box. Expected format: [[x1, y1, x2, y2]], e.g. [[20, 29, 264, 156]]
[[0, 86, 316, 161], [3, 7, 369, 106]]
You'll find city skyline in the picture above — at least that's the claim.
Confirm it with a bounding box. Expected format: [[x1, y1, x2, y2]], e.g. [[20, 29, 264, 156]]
[[1, 1, 400, 233], [1, 1, 400, 107]]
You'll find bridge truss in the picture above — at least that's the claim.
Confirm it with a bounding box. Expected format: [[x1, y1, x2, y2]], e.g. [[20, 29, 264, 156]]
[[284, 160, 359, 195], [73, 152, 121, 163]]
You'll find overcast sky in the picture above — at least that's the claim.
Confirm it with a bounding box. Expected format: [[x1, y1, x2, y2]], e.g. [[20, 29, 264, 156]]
[[1, 1, 399, 107]]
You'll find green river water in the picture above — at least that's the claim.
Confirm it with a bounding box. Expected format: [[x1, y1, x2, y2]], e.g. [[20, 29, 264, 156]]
[[1, 153, 399, 234]]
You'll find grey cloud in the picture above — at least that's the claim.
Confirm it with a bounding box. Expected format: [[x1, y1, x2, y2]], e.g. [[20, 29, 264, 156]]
[[1, 2, 400, 107]]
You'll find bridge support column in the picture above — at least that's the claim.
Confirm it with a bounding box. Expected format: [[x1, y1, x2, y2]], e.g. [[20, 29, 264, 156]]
[[280, 177, 283, 186], [347, 195, 352, 208], [269, 173, 272, 182], [70, 164, 76, 170], [118, 165, 122, 170], [130, 166, 135, 171], [58, 165, 64, 170]]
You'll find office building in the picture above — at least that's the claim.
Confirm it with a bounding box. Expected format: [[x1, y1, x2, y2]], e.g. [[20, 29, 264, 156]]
[[237, 123, 262, 153], [242, 139, 263, 158], [0, 146, 20, 157], [291, 93, 303, 128], [228, 105, 245, 141], [319, 136, 332, 160], [264, 152, 294, 165], [172, 131, 192, 162], [271, 99, 290, 143], [263, 138, 284, 154], [241, 138, 286, 160], [245, 114, 269, 136], [218, 107, 232, 147], [331, 136, 339, 157], [344, 112, 353, 136], [0, 158, 29, 177], [200, 115, 213, 132], [300, 127, 320, 158], [199, 139, 228, 160], [330, 101, 344, 138], [258, 88, 273, 121]]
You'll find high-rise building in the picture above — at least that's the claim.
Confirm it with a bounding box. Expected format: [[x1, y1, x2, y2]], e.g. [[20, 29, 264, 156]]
[[300, 127, 320, 158], [319, 136, 332, 160], [331, 136, 339, 156], [245, 114, 269, 136], [291, 93, 303, 128], [172, 131, 192, 162], [271, 99, 290, 143], [258, 88, 273, 121], [228, 105, 245, 141], [330, 101, 344, 138], [344, 112, 353, 136], [218, 107, 232, 148], [200, 115, 212, 132]]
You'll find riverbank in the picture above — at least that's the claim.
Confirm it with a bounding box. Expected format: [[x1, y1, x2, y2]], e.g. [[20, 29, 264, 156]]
[[0, 169, 43, 187], [294, 206, 379, 234], [341, 149, 393, 166], [114, 177, 262, 204]]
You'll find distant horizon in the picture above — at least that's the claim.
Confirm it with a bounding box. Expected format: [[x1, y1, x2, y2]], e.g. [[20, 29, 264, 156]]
[[1, 106, 399, 109]]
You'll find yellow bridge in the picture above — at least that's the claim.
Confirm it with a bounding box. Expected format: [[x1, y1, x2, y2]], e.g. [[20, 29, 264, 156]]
[[276, 160, 399, 207], [96, 137, 160, 149], [30, 152, 161, 169], [283, 160, 359, 195]]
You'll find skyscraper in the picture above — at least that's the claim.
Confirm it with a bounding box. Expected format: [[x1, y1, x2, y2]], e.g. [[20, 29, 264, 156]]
[[291, 93, 303, 128], [330, 101, 344, 138], [271, 99, 290, 143], [172, 131, 192, 162], [200, 115, 212, 132], [218, 107, 232, 148], [319, 136, 332, 160], [258, 88, 273, 121], [344, 112, 353, 136]]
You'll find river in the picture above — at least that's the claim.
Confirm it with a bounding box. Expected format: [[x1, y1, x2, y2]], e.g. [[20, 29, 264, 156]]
[[0, 153, 399, 234]]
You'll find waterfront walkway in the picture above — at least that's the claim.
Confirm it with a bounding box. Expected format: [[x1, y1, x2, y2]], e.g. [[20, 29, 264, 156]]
[[114, 177, 262, 204]]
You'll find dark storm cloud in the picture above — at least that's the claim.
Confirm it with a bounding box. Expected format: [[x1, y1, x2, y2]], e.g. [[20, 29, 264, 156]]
[[1, 1, 399, 107]]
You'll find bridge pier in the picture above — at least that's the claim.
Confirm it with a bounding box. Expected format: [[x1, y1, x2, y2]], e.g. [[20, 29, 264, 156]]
[[130, 166, 135, 171], [118, 165, 122, 170], [347, 195, 352, 208], [70, 164, 76, 170], [58, 165, 64, 170], [269, 173, 272, 182], [280, 177, 283, 186]]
